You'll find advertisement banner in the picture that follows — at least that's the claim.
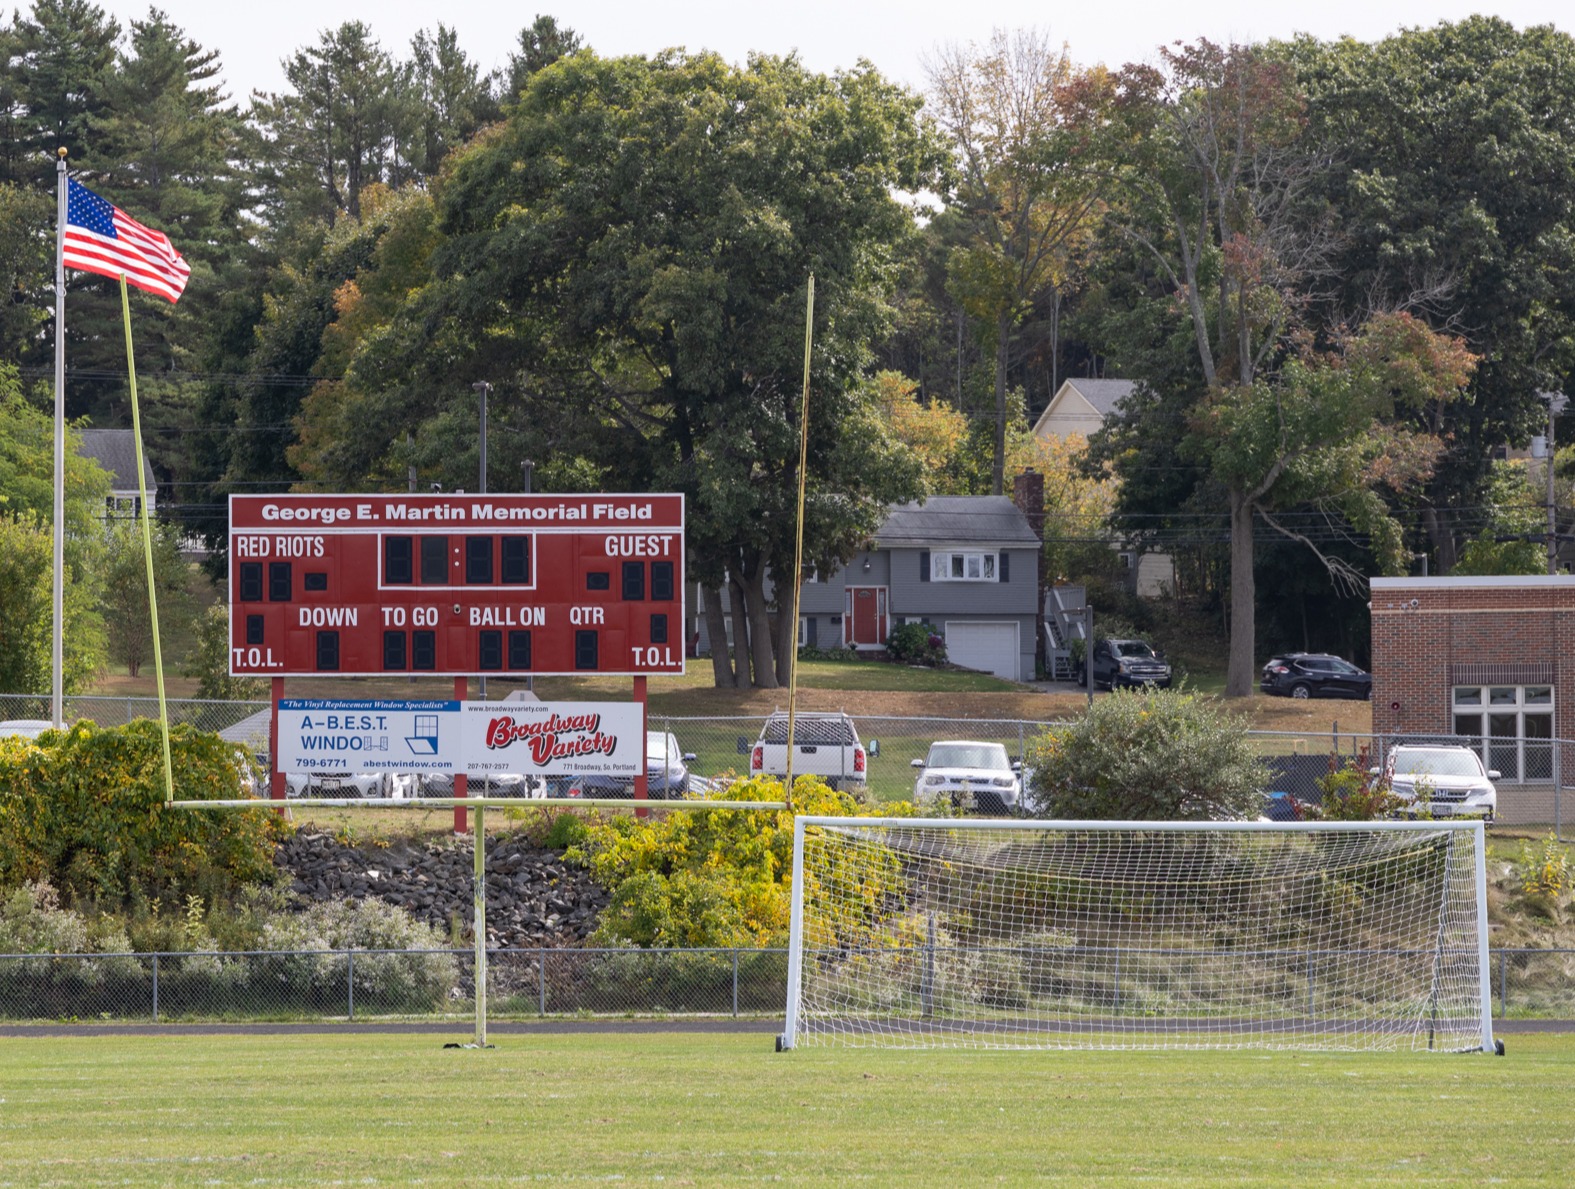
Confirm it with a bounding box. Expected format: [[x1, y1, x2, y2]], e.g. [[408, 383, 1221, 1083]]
[[276, 699, 462, 775], [460, 702, 644, 777]]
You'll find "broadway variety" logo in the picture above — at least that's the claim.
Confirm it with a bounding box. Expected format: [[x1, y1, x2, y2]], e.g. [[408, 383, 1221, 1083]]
[[483, 713, 619, 766]]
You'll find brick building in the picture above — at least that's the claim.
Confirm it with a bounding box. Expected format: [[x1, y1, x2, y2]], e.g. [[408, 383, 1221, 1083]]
[[1371, 577, 1570, 819]]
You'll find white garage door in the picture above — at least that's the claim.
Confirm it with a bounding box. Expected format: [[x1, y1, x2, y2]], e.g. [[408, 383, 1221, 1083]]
[[943, 621, 1020, 682]]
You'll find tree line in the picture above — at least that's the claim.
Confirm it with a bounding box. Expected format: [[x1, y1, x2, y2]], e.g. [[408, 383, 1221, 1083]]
[[2, 7, 1572, 695]]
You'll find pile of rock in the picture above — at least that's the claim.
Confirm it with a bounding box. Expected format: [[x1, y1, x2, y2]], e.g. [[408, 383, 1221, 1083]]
[[274, 830, 608, 948]]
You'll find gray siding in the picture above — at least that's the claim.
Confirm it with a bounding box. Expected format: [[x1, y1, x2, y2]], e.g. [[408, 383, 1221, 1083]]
[[887, 547, 1038, 618]]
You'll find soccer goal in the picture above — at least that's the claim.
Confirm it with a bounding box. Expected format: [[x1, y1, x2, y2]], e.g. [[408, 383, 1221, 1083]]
[[780, 817, 1495, 1053]]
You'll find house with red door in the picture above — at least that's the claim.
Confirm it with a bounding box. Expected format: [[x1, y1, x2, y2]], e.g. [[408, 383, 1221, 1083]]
[[694, 494, 1043, 682]]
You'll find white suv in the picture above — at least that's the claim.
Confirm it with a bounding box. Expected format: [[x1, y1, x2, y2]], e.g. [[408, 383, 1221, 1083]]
[[911, 741, 1024, 815], [1382, 745, 1499, 821]]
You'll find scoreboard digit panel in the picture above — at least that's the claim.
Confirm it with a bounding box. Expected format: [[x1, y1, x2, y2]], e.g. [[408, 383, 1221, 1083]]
[[229, 494, 685, 677]]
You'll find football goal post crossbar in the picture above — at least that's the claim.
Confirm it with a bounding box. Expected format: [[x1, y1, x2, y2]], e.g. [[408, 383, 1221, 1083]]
[[781, 816, 1495, 1054]]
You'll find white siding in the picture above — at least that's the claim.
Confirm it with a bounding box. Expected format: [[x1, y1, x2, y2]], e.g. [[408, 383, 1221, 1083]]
[[944, 621, 1021, 681]]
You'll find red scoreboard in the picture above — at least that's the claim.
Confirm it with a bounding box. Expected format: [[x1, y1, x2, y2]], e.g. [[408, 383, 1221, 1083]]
[[228, 494, 685, 677]]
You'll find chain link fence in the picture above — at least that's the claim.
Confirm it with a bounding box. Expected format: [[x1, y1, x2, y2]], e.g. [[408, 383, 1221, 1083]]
[[0, 947, 787, 1023], [0, 693, 264, 736], [4, 695, 1569, 827], [0, 945, 1568, 1024]]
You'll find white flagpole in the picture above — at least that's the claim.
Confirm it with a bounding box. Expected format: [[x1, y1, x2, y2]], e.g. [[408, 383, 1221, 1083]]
[[52, 147, 67, 728]]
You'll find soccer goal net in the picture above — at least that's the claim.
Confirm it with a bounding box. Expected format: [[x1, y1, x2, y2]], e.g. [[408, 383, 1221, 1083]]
[[781, 817, 1494, 1053]]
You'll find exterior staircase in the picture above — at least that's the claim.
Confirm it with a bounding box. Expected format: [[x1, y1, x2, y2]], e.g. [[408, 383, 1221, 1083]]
[[1044, 585, 1087, 681]]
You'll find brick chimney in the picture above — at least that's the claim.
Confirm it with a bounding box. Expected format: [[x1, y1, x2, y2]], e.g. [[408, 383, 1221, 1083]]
[[1012, 469, 1045, 540], [1012, 469, 1047, 677]]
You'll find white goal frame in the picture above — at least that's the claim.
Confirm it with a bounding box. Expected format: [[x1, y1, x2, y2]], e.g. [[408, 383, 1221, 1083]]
[[781, 817, 1494, 1053]]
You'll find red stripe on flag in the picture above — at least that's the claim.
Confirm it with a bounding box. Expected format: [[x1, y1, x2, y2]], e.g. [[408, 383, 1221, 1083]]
[[62, 199, 190, 303]]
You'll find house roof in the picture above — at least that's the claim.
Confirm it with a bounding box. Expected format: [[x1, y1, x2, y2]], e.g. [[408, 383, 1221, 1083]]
[[1062, 378, 1137, 418], [1031, 378, 1139, 437], [77, 429, 155, 493], [876, 496, 1040, 549]]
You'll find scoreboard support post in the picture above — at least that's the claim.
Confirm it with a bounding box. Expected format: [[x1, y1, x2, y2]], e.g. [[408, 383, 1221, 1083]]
[[454, 676, 469, 835], [269, 677, 286, 809], [634, 676, 648, 819]]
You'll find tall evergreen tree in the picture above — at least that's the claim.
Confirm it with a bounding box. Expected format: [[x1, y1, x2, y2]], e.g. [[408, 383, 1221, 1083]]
[[3, 0, 120, 186], [249, 22, 406, 231]]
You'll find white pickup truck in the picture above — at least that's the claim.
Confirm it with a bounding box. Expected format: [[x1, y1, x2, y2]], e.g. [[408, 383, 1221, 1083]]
[[748, 711, 868, 790]]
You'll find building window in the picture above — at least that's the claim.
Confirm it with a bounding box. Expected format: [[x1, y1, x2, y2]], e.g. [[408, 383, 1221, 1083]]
[[1452, 685, 1554, 782], [931, 551, 998, 582]]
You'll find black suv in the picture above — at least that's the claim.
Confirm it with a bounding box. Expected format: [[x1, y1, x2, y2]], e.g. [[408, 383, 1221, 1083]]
[[1090, 638, 1172, 691], [1260, 653, 1371, 700]]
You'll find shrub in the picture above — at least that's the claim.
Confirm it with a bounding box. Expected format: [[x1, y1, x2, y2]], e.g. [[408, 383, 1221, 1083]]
[[566, 775, 908, 948], [544, 812, 589, 851], [885, 621, 946, 666], [1519, 834, 1572, 898], [0, 719, 280, 906], [798, 645, 859, 662], [0, 721, 280, 907], [0, 882, 140, 982], [1024, 688, 1264, 820], [1314, 750, 1406, 821], [258, 898, 458, 1006]]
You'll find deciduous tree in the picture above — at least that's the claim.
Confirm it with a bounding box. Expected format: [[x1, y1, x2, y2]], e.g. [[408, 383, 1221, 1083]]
[[340, 50, 946, 688], [926, 28, 1103, 494]]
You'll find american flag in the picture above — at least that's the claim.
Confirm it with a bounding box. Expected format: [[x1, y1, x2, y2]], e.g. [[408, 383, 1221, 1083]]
[[62, 180, 190, 303]]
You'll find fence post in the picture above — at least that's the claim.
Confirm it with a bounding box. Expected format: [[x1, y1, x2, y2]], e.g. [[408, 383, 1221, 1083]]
[[151, 953, 159, 1023], [1307, 953, 1316, 1019], [1499, 950, 1507, 1017], [732, 949, 739, 1017], [538, 948, 546, 1016], [1555, 739, 1562, 840], [921, 911, 935, 1018], [347, 950, 355, 1021]]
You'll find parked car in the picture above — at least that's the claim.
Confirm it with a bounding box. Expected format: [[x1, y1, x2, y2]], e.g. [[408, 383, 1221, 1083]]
[[0, 718, 55, 740], [549, 731, 696, 800], [1376, 745, 1499, 821], [911, 741, 1024, 814], [1259, 790, 1310, 821], [290, 770, 408, 798], [1260, 653, 1372, 700], [417, 771, 545, 798], [1089, 638, 1172, 691], [749, 712, 868, 790]]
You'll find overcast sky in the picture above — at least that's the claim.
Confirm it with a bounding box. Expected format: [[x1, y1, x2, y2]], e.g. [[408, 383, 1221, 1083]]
[[87, 0, 1573, 102]]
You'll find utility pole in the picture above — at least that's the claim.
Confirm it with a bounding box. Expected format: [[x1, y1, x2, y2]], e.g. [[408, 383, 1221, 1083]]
[[1539, 391, 1568, 575], [472, 382, 490, 696]]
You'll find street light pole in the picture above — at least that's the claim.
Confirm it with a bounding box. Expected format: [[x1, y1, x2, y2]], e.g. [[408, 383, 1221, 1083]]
[[1540, 390, 1568, 575], [471, 382, 491, 696], [521, 459, 534, 694]]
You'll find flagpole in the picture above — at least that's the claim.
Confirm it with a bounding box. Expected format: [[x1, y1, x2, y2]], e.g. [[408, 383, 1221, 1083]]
[[119, 274, 175, 804], [52, 147, 67, 729]]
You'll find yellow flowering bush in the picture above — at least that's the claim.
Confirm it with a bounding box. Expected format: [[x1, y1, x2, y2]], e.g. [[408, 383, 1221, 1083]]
[[0, 718, 280, 906], [566, 775, 909, 948]]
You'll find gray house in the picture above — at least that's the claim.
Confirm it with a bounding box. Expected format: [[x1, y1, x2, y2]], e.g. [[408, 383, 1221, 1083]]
[[77, 428, 157, 516], [699, 495, 1042, 682]]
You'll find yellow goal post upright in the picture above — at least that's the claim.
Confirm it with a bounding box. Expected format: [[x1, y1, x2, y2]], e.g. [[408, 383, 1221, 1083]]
[[779, 816, 1497, 1055]]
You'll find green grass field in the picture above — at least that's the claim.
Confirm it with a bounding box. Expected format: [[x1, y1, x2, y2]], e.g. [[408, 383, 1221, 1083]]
[[0, 1028, 1565, 1186]]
